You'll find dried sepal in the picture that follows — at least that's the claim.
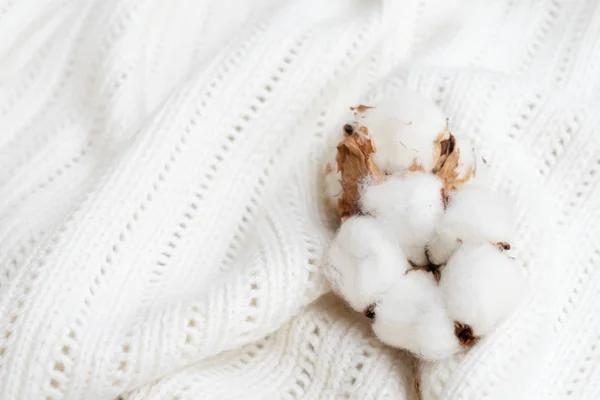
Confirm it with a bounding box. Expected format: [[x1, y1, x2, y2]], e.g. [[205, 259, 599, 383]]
[[440, 187, 450, 208], [431, 129, 476, 192], [454, 321, 480, 347], [407, 160, 426, 173], [336, 128, 384, 221], [364, 303, 376, 319], [350, 104, 374, 113], [439, 149, 475, 190], [431, 129, 455, 171], [495, 241, 511, 251], [408, 260, 441, 282], [415, 379, 423, 400]]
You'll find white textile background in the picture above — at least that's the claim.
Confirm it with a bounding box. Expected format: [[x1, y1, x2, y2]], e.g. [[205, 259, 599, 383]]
[[0, 1, 598, 399]]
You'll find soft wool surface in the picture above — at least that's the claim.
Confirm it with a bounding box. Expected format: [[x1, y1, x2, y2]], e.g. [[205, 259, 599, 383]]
[[0, 0, 597, 399]]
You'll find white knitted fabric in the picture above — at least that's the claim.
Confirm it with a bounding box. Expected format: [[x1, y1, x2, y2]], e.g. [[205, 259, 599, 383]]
[[1, 0, 598, 399]]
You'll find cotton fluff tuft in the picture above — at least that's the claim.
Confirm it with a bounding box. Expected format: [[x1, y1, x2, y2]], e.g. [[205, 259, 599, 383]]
[[357, 90, 446, 173], [371, 270, 462, 361], [324, 216, 410, 312], [428, 184, 515, 265], [360, 172, 444, 265], [440, 243, 527, 336]]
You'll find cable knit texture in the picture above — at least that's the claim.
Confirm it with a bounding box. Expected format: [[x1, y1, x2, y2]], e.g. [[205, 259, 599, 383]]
[[0, 0, 597, 399]]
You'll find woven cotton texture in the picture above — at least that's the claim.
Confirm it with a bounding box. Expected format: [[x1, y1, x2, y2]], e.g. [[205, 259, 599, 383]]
[[0, 0, 598, 399]]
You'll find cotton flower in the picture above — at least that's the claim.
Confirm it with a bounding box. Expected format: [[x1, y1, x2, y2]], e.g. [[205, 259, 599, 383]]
[[440, 243, 527, 336], [360, 172, 444, 265], [322, 92, 526, 362], [428, 184, 515, 265], [354, 89, 447, 174], [371, 269, 462, 360], [324, 216, 410, 312]]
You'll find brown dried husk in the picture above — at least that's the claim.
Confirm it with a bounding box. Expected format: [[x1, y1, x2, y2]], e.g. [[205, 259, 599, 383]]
[[495, 241, 511, 251], [363, 303, 376, 319], [336, 126, 384, 222], [431, 129, 455, 171], [350, 104, 374, 113], [454, 321, 480, 347], [431, 128, 476, 197], [415, 378, 423, 400], [407, 260, 441, 282]]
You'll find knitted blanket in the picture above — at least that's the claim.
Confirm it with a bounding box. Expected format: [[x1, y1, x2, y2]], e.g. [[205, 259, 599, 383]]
[[0, 0, 597, 398]]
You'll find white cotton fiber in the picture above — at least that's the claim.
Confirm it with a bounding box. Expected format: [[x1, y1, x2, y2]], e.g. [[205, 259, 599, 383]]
[[371, 269, 462, 360], [324, 216, 410, 312], [440, 243, 527, 336], [360, 172, 444, 265], [357, 89, 447, 173], [428, 184, 515, 265]]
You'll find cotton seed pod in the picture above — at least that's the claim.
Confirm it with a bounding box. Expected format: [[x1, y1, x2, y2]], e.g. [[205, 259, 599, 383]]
[[440, 243, 527, 337], [427, 184, 515, 265], [360, 172, 445, 265], [324, 216, 410, 312], [353, 90, 447, 174], [371, 270, 463, 361]]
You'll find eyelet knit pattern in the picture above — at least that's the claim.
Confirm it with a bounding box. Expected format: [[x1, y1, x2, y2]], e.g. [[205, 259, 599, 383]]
[[0, 0, 597, 398]]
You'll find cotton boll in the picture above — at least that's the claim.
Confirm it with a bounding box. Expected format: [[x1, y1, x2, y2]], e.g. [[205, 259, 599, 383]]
[[360, 172, 444, 265], [440, 243, 527, 336], [427, 184, 515, 265], [324, 216, 410, 312], [371, 270, 462, 360], [356, 90, 447, 173]]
